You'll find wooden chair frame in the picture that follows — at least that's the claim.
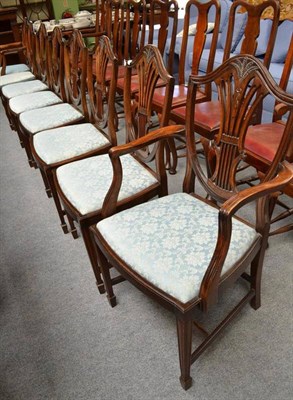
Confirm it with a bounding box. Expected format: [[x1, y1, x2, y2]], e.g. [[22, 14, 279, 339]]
[[91, 54, 293, 390]]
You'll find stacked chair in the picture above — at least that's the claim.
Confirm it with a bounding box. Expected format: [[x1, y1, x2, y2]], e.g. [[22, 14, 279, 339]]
[[1, 0, 292, 391]]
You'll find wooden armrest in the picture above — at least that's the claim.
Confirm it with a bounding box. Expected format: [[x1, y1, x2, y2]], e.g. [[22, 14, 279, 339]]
[[109, 125, 185, 158], [274, 103, 289, 120], [0, 46, 26, 56], [220, 161, 293, 217], [0, 42, 23, 52], [101, 125, 185, 217]]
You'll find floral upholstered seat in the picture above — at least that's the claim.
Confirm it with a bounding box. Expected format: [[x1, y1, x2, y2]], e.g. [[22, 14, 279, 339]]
[[0, 64, 30, 75], [56, 154, 159, 215], [33, 124, 110, 165], [96, 193, 259, 304], [19, 103, 84, 134], [9, 91, 62, 114], [2, 80, 48, 100], [0, 71, 35, 88]]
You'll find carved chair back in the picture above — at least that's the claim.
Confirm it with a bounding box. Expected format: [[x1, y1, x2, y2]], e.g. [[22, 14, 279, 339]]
[[179, 0, 221, 99], [147, 0, 178, 74], [34, 23, 50, 84], [223, 0, 280, 68], [63, 29, 89, 117], [25, 19, 38, 76], [47, 26, 66, 101], [124, 44, 175, 161], [185, 54, 293, 201], [87, 34, 119, 145]]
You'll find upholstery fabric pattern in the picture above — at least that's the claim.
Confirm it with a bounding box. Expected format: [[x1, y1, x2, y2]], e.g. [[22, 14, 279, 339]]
[[97, 193, 259, 304], [0, 71, 35, 88], [2, 80, 48, 99], [0, 64, 29, 75], [56, 154, 158, 215], [33, 123, 110, 165], [9, 91, 62, 114], [19, 103, 83, 134], [238, 0, 293, 20]]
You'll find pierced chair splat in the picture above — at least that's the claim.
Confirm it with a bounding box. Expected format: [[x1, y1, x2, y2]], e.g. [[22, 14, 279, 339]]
[[91, 54, 293, 390]]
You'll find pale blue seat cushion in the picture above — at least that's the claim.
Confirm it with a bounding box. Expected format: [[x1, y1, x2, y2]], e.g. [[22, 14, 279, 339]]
[[2, 80, 48, 99], [0, 71, 35, 88], [56, 154, 158, 215], [271, 20, 293, 63], [33, 123, 110, 165], [97, 193, 259, 304], [9, 91, 62, 114], [0, 64, 30, 74], [19, 103, 83, 134]]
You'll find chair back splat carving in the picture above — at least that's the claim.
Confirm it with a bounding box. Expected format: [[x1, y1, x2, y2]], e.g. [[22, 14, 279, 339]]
[[48, 26, 66, 102], [185, 55, 293, 205], [35, 23, 50, 85], [124, 44, 175, 162], [63, 30, 89, 116], [87, 35, 119, 145], [91, 54, 293, 390]]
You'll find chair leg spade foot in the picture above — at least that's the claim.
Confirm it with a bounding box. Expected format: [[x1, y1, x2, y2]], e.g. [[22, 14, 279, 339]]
[[97, 282, 106, 294], [107, 295, 117, 308]]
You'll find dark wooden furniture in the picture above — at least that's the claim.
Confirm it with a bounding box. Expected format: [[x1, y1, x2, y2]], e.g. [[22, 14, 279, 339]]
[[53, 45, 182, 294], [245, 35, 293, 236], [91, 54, 293, 390], [171, 0, 280, 148], [31, 33, 118, 239]]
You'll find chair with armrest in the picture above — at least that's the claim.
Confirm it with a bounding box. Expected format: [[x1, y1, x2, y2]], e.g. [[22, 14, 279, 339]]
[[53, 44, 182, 295], [30, 34, 118, 237], [0, 19, 30, 76], [245, 35, 293, 235], [171, 0, 280, 149], [91, 54, 293, 390]]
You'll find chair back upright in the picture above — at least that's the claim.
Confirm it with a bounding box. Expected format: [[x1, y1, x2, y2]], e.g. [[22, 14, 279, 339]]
[[35, 23, 50, 85], [87, 34, 119, 146], [124, 44, 175, 161], [179, 0, 221, 98], [63, 30, 89, 117], [224, 0, 280, 68], [47, 26, 66, 102], [184, 54, 293, 307], [147, 0, 178, 74]]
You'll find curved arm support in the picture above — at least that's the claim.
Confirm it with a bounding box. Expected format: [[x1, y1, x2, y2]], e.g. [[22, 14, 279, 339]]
[[101, 125, 185, 218], [200, 161, 293, 311]]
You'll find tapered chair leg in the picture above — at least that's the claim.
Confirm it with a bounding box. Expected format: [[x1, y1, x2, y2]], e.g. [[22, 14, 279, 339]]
[[97, 247, 117, 307], [176, 317, 193, 390], [46, 170, 70, 234], [80, 225, 106, 295]]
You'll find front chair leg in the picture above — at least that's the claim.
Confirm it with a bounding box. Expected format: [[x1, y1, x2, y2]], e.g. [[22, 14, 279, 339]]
[[176, 317, 193, 390], [80, 225, 105, 295], [97, 247, 117, 307]]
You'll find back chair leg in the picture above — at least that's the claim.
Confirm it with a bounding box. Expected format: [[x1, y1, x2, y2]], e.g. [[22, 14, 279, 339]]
[[39, 168, 52, 198], [176, 317, 193, 390], [97, 247, 117, 307]]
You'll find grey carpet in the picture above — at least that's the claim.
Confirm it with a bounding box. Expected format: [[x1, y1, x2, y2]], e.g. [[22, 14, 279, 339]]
[[0, 103, 292, 400]]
